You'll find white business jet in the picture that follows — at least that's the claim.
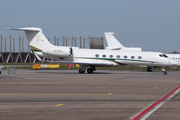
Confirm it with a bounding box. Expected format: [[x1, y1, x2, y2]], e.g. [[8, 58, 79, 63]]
[[5, 27, 179, 75], [104, 32, 180, 72]]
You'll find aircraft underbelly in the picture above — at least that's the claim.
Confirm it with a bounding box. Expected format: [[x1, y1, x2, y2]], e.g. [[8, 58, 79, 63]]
[[74, 58, 118, 66], [115, 60, 153, 66]]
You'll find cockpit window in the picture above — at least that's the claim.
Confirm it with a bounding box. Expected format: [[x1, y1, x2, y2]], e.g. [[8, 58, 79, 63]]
[[159, 54, 168, 58], [162, 54, 168, 58]]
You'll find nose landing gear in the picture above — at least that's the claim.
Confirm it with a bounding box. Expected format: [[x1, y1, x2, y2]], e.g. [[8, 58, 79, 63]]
[[161, 68, 167, 75]]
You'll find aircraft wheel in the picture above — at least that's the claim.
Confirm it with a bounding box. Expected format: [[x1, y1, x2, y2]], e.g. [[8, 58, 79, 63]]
[[87, 68, 93, 74], [147, 67, 152, 72], [163, 71, 167, 75], [79, 69, 85, 74]]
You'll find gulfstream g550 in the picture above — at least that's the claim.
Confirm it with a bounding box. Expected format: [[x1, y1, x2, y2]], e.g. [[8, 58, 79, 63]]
[[5, 27, 179, 75]]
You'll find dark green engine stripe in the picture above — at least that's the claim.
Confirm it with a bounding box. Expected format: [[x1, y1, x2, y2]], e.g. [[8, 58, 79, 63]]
[[31, 49, 42, 52]]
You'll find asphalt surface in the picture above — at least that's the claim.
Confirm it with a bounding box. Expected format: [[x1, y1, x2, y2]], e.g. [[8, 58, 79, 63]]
[[0, 69, 180, 120]]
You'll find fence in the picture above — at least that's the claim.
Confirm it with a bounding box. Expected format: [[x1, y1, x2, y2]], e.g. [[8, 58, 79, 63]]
[[0, 36, 104, 63], [0, 36, 91, 53]]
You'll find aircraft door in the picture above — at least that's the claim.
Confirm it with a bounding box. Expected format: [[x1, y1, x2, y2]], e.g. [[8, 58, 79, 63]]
[[69, 47, 73, 56]]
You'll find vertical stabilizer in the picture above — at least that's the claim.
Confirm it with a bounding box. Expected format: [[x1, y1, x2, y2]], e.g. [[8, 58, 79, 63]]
[[104, 32, 143, 51], [5, 27, 53, 52], [104, 32, 123, 50]]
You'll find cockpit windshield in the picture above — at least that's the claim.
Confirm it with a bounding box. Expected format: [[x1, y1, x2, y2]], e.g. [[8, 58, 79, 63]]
[[163, 54, 168, 58], [159, 54, 168, 58]]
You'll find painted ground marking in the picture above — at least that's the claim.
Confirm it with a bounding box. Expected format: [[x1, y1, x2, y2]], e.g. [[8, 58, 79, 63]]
[[132, 85, 180, 120]]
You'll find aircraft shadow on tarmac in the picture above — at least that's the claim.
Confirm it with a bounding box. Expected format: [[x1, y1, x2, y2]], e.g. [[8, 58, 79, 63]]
[[38, 71, 113, 74], [36, 70, 152, 75]]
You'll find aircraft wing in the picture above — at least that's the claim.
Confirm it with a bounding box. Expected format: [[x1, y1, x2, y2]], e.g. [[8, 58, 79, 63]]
[[44, 60, 117, 66]]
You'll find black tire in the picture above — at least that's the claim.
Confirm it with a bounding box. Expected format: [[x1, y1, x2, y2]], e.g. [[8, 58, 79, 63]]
[[79, 69, 85, 74], [147, 67, 152, 72], [87, 68, 93, 74], [163, 71, 167, 75]]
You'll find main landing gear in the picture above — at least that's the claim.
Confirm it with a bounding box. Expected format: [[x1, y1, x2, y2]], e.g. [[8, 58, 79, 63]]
[[87, 66, 96, 74], [79, 65, 96, 74], [147, 67, 153, 72], [79, 69, 85, 74]]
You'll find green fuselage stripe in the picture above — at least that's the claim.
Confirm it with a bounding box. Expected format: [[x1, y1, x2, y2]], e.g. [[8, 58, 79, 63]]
[[76, 57, 158, 64]]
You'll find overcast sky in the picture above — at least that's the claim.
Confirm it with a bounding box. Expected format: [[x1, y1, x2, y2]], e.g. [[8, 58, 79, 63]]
[[1, 0, 180, 53]]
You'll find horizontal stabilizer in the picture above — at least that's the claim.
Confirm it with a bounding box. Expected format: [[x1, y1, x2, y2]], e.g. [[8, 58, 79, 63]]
[[5, 27, 41, 31]]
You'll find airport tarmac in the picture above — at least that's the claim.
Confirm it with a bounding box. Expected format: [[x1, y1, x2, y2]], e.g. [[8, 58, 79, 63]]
[[0, 69, 180, 120]]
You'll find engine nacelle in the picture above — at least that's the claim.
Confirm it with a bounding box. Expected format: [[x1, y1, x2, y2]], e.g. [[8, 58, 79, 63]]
[[42, 47, 73, 58]]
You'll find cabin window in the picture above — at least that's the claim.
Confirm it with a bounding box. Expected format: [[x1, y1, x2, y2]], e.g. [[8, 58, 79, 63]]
[[109, 55, 113, 58], [102, 54, 106, 58], [131, 56, 135, 59], [95, 54, 99, 57], [124, 55, 128, 59], [117, 55, 120, 58], [138, 56, 142, 59]]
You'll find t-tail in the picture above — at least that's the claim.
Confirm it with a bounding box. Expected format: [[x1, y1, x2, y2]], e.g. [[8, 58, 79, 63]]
[[105, 32, 124, 50], [104, 32, 142, 51], [5, 27, 53, 52]]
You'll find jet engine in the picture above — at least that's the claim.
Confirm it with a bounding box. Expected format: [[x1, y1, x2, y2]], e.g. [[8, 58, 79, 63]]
[[42, 47, 73, 58]]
